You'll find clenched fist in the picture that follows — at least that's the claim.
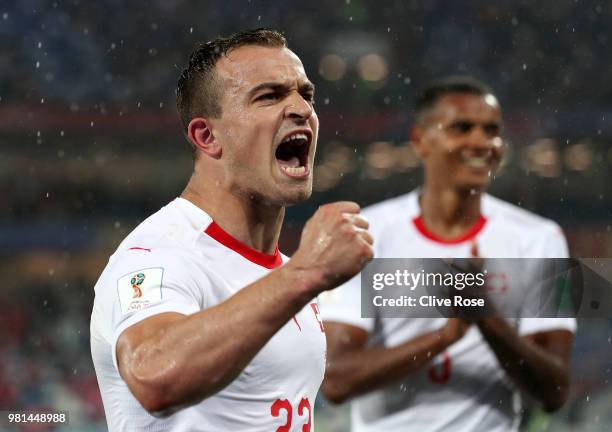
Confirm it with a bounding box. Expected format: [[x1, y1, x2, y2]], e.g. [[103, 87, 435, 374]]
[[290, 201, 374, 293]]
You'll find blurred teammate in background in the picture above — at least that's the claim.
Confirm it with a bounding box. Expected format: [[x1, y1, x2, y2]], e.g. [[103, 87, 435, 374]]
[[321, 76, 574, 431], [90, 28, 373, 432]]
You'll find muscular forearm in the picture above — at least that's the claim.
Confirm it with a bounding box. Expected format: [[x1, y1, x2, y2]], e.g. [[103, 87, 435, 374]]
[[477, 318, 570, 411], [323, 328, 451, 403], [121, 263, 322, 414]]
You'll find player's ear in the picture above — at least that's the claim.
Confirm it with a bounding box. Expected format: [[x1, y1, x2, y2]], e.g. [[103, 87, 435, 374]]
[[187, 117, 222, 159], [410, 125, 428, 158]]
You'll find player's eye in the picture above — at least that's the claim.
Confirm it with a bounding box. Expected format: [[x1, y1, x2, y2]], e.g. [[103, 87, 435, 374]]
[[448, 121, 474, 134], [301, 93, 315, 104], [256, 92, 279, 102], [483, 123, 501, 137]]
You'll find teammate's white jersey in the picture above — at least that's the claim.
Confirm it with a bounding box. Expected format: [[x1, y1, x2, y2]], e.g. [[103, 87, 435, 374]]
[[320, 190, 576, 432], [90, 198, 326, 432]]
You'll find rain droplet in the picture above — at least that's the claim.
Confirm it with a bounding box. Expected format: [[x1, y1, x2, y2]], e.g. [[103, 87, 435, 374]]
[[257, 15, 261, 21], [324, 98, 330, 105], [2, 12, 8, 20], [35, 61, 40, 68], [189, 27, 194, 33], [90, 121, 94, 127], [522, 63, 527, 70], [60, 130, 64, 136], [37, 41, 42, 48], [40, 98, 44, 104]]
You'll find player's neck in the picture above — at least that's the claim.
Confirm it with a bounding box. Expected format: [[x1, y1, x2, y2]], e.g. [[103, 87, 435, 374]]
[[181, 174, 284, 255], [419, 185, 482, 237]]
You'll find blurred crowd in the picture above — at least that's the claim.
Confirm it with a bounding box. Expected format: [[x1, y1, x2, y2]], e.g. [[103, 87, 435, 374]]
[[2, 1, 611, 109]]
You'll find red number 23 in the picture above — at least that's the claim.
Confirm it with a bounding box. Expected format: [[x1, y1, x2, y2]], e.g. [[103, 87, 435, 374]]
[[271, 397, 311, 432]]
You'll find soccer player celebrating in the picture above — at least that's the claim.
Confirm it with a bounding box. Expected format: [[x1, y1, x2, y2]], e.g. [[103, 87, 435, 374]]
[[90, 29, 373, 432], [321, 76, 575, 431]]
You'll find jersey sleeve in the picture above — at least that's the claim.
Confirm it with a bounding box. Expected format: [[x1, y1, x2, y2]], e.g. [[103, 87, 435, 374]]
[[319, 272, 375, 332], [97, 248, 206, 372], [538, 222, 569, 258], [519, 223, 577, 335]]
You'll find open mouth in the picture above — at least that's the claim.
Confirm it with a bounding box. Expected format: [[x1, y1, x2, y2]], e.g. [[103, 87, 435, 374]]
[[461, 150, 495, 169], [463, 156, 490, 168], [275, 131, 311, 178]]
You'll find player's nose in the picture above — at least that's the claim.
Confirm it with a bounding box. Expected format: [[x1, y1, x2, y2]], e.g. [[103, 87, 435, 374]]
[[466, 125, 493, 150], [284, 92, 313, 122]]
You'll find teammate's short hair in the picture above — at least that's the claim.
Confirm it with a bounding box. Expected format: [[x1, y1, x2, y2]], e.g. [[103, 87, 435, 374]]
[[176, 28, 287, 132], [414, 76, 494, 124]]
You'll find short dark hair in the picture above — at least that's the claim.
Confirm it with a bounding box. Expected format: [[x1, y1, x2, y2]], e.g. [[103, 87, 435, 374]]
[[414, 76, 495, 123], [176, 28, 287, 132]]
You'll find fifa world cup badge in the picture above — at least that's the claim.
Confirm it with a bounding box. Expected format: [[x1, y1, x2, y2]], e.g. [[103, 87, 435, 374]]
[[117, 268, 164, 314]]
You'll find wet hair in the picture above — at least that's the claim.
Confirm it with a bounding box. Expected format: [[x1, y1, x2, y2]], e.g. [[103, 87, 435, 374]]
[[176, 28, 287, 132], [414, 76, 494, 123]]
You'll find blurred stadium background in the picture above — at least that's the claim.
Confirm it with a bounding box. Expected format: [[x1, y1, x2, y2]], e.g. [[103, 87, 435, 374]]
[[1, 0, 611, 430]]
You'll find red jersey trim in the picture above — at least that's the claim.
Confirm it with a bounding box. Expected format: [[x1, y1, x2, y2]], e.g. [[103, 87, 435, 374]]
[[412, 214, 487, 245], [204, 221, 283, 269], [128, 247, 151, 252]]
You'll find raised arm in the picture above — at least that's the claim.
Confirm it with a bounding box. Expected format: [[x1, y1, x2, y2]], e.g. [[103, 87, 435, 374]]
[[115, 202, 373, 416]]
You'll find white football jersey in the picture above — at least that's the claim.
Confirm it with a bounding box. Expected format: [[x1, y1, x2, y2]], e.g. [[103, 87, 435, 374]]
[[320, 190, 576, 432], [90, 198, 326, 432]]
